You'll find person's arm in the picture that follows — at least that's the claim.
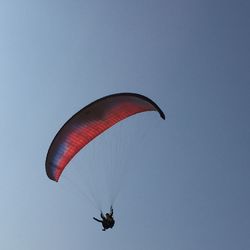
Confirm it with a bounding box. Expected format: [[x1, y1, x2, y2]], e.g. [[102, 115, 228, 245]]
[[110, 206, 113, 216], [100, 212, 105, 220]]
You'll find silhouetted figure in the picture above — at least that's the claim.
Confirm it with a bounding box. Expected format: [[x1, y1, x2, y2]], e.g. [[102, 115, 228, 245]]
[[93, 206, 115, 231]]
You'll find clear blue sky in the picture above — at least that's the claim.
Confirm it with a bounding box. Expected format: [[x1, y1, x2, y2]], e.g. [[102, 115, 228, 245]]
[[0, 0, 249, 249]]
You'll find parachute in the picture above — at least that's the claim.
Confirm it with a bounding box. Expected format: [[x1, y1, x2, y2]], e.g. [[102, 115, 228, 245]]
[[45, 93, 165, 182]]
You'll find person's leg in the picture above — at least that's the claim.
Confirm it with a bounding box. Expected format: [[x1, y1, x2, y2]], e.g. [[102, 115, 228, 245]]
[[93, 217, 102, 223]]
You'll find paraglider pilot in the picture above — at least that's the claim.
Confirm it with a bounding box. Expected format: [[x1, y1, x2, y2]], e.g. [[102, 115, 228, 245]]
[[93, 206, 115, 231]]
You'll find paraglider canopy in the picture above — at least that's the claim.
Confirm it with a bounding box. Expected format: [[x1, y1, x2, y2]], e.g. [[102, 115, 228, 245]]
[[46, 93, 165, 182]]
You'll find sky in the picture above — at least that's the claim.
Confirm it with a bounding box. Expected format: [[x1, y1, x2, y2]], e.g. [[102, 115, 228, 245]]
[[0, 0, 250, 249]]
